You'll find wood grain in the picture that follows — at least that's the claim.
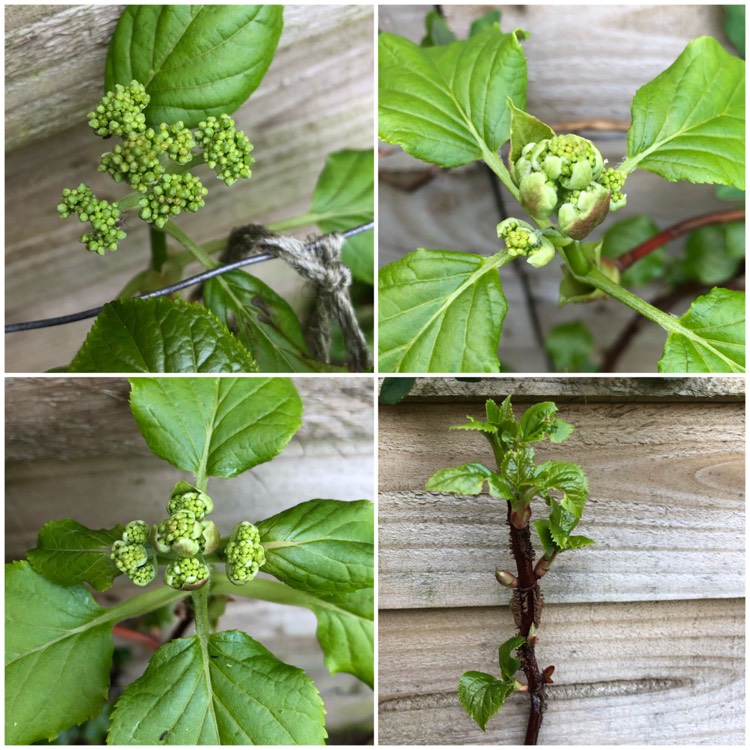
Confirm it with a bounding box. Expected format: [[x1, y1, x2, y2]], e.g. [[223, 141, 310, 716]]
[[378, 598, 744, 745]]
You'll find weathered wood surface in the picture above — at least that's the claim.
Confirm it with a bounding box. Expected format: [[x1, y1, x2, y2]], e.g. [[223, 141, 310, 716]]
[[5, 375, 375, 736], [377, 380, 744, 744], [5, 5, 374, 372], [378, 5, 741, 373], [379, 598, 744, 745]]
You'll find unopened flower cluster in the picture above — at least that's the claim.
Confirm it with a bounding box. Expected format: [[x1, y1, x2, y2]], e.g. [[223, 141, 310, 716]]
[[111, 481, 266, 591], [509, 133, 627, 243], [58, 80, 254, 254]]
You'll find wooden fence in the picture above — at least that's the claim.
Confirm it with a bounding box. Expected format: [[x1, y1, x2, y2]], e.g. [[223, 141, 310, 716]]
[[378, 377, 744, 744]]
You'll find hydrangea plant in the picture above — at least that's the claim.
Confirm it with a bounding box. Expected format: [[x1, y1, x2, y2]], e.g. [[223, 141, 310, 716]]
[[378, 10, 745, 373], [6, 378, 374, 745]]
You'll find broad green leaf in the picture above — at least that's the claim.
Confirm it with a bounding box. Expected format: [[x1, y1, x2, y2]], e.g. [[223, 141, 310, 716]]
[[601, 215, 664, 287], [518, 401, 560, 442], [69, 298, 257, 373], [548, 418, 575, 444], [6, 562, 114, 744], [508, 101, 555, 164], [716, 185, 745, 201], [626, 37, 745, 189], [683, 225, 743, 285], [458, 671, 513, 731], [498, 635, 526, 679], [379, 377, 417, 404], [426, 462, 493, 495], [129, 377, 302, 478], [203, 271, 344, 373], [548, 501, 580, 548], [27, 520, 124, 592], [658, 288, 745, 373], [379, 27, 527, 167], [306, 586, 374, 688], [258, 499, 374, 594], [307, 149, 375, 284], [105, 6, 283, 127], [567, 535, 596, 549], [545, 320, 596, 373], [470, 11, 502, 38], [452, 416, 499, 434], [536, 461, 588, 519], [501, 447, 536, 489], [379, 249, 509, 372], [107, 630, 326, 744], [421, 10, 457, 47]]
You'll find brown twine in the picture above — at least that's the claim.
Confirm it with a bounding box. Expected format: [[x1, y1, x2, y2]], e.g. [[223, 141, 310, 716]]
[[227, 224, 371, 372]]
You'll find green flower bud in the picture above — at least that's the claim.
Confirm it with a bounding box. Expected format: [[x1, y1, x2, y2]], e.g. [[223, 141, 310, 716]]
[[497, 218, 556, 268], [518, 172, 558, 220], [201, 521, 221, 556], [557, 182, 611, 240], [110, 540, 148, 574], [130, 561, 157, 587], [599, 167, 627, 211], [167, 482, 214, 520], [153, 509, 204, 557], [224, 521, 266, 585], [164, 557, 210, 591], [122, 520, 150, 545]]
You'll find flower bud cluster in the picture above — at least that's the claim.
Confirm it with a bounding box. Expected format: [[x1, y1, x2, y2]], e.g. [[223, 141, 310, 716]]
[[496, 218, 555, 268], [224, 521, 266, 585], [510, 134, 627, 240], [62, 80, 254, 252], [110, 522, 156, 587], [57, 184, 126, 255]]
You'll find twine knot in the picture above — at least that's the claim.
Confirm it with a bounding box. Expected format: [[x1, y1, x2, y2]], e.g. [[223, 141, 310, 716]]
[[227, 224, 371, 372]]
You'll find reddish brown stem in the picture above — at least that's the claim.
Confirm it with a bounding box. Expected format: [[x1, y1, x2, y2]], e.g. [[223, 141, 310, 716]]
[[615, 209, 744, 271], [112, 624, 161, 650], [505, 503, 545, 745]]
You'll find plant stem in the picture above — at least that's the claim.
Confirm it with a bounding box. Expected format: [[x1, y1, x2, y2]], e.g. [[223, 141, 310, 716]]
[[505, 504, 545, 745], [99, 585, 186, 627], [192, 583, 211, 638], [162, 220, 219, 270], [614, 208, 745, 271], [149, 226, 168, 272], [481, 147, 521, 203]]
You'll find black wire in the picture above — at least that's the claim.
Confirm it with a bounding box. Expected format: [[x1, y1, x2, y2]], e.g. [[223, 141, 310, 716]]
[[5, 222, 374, 334]]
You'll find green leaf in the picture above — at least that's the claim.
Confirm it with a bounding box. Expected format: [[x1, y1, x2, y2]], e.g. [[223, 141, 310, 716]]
[[379, 27, 527, 168], [601, 215, 664, 287], [379, 249, 509, 372], [107, 630, 326, 744], [306, 586, 374, 688], [518, 401, 560, 442], [307, 149, 375, 284], [203, 271, 344, 373], [658, 288, 745, 373], [533, 519, 557, 557], [716, 184, 745, 201], [379, 377, 417, 404], [458, 671, 513, 731], [508, 100, 555, 164], [426, 462, 493, 495], [129, 377, 302, 478], [469, 11, 502, 38], [626, 37, 745, 189], [5, 562, 114, 744], [105, 6, 283, 127], [501, 447, 536, 489], [27, 520, 124, 592], [498, 635, 526, 679], [536, 461, 588, 519], [682, 225, 742, 285], [421, 10, 457, 47], [258, 499, 374, 594], [567, 535, 596, 549], [69, 298, 257, 373], [545, 320, 596, 373], [724, 6, 745, 56]]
